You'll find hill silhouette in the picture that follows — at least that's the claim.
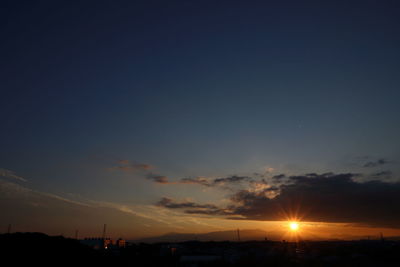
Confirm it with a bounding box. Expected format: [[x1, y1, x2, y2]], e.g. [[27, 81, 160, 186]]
[[0, 232, 100, 264]]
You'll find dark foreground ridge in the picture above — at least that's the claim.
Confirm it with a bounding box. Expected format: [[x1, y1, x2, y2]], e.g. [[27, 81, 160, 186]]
[[0, 232, 101, 264], [2, 232, 400, 266]]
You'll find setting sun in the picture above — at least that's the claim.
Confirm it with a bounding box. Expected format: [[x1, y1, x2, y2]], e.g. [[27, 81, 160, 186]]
[[289, 222, 299, 231]]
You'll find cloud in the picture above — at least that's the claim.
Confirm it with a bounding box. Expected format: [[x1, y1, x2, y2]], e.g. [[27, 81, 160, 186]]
[[371, 171, 392, 179], [146, 174, 169, 184], [363, 158, 389, 168], [0, 168, 27, 182], [157, 172, 400, 228], [108, 160, 173, 185], [0, 180, 182, 237], [179, 177, 211, 186], [231, 173, 400, 227], [108, 160, 153, 172], [154, 175, 254, 188], [157, 197, 218, 209], [272, 174, 286, 180], [213, 175, 252, 184], [156, 197, 234, 216], [253, 167, 274, 178]]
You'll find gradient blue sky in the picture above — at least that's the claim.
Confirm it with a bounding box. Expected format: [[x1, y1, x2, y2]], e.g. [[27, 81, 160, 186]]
[[1, 0, 400, 239]]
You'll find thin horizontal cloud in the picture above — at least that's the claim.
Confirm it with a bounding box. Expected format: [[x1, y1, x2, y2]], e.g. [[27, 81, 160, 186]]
[[272, 174, 286, 180], [0, 179, 94, 208], [180, 177, 211, 186], [152, 175, 254, 188], [146, 174, 169, 184], [108, 160, 153, 172], [156, 197, 234, 216], [371, 170, 392, 178], [156, 197, 219, 209], [0, 180, 174, 229], [363, 158, 389, 168], [213, 175, 252, 184], [0, 168, 27, 182]]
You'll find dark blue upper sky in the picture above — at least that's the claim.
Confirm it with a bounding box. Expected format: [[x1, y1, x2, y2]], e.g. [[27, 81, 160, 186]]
[[1, 0, 400, 201]]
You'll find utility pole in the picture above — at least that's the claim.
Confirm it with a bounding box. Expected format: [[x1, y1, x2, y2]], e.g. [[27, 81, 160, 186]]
[[102, 224, 107, 240], [237, 229, 241, 242], [7, 224, 11, 234]]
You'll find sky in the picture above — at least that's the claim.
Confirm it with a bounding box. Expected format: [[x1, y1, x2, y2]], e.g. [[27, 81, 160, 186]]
[[1, 0, 400, 240]]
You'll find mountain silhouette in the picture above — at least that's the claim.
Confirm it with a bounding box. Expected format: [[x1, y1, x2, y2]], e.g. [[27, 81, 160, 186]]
[[133, 229, 282, 243]]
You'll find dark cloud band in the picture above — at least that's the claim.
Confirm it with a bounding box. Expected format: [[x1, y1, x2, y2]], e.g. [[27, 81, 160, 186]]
[[156, 173, 400, 228]]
